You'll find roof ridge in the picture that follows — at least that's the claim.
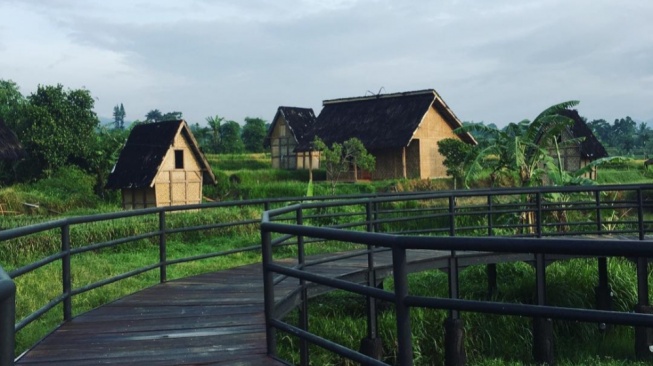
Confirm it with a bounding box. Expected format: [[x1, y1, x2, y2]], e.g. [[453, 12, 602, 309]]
[[323, 89, 437, 105]]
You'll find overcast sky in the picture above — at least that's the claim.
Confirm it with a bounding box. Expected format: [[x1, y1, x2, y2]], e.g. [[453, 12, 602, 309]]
[[1, 0, 652, 127]]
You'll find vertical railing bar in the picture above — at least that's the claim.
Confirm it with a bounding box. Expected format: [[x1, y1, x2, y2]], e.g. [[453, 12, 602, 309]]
[[536, 192, 542, 238], [159, 211, 167, 283], [62, 224, 72, 321], [449, 195, 455, 237], [392, 244, 413, 366], [365, 201, 378, 340], [637, 188, 645, 241], [595, 190, 602, 235], [487, 194, 493, 237], [261, 215, 276, 358], [0, 269, 16, 366], [297, 207, 309, 366]]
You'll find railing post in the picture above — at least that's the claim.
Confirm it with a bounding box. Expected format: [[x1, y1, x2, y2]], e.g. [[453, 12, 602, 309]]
[[445, 254, 465, 366], [595, 190, 602, 235], [449, 195, 456, 237], [392, 244, 413, 366], [261, 217, 276, 358], [535, 192, 542, 238], [297, 208, 309, 366], [159, 211, 167, 283], [637, 188, 645, 240], [533, 252, 554, 365], [360, 201, 383, 360], [0, 267, 16, 366], [62, 224, 72, 321], [486, 195, 497, 299]]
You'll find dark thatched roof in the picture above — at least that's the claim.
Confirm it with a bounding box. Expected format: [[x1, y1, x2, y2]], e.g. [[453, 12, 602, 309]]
[[0, 118, 26, 161], [265, 107, 317, 147], [295, 89, 476, 151], [105, 120, 216, 189], [559, 109, 608, 160]]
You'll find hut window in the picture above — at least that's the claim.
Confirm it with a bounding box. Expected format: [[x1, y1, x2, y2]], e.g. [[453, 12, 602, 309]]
[[174, 150, 184, 169]]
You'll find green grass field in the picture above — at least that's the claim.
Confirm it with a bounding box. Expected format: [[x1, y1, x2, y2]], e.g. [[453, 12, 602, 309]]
[[1, 153, 653, 364]]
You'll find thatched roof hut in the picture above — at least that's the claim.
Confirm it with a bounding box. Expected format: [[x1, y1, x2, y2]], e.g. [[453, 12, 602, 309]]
[[297, 89, 477, 180], [538, 109, 608, 179], [106, 120, 216, 209], [265, 106, 319, 169], [0, 118, 26, 161], [560, 109, 608, 160]]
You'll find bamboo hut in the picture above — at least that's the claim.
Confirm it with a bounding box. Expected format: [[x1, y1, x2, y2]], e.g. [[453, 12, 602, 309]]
[[296, 89, 477, 180], [538, 109, 608, 179], [265, 106, 320, 169], [0, 118, 26, 161], [106, 120, 216, 209]]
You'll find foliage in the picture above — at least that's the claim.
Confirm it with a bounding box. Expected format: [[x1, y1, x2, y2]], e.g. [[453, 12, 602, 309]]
[[112, 103, 125, 129], [241, 117, 267, 153], [13, 84, 99, 179], [313, 137, 376, 194], [437, 138, 475, 189], [218, 121, 245, 154], [205, 115, 224, 153], [457, 101, 580, 188], [145, 109, 162, 123], [0, 79, 25, 125], [84, 127, 129, 197]]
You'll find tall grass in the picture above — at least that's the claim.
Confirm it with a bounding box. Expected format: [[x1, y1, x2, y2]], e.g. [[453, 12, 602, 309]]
[[278, 259, 649, 365]]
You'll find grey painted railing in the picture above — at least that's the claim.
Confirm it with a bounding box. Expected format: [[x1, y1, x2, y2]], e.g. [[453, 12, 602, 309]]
[[261, 183, 653, 366]]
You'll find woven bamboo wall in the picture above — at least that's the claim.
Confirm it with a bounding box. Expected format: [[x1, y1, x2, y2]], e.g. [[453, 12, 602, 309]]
[[544, 130, 596, 179], [121, 188, 156, 209], [151, 132, 203, 207], [412, 106, 465, 179], [269, 116, 320, 170]]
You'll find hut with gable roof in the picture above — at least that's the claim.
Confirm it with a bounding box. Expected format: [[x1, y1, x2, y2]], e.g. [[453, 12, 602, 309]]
[[106, 120, 216, 209]]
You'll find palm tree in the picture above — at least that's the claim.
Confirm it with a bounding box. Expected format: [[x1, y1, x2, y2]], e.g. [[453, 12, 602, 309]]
[[205, 115, 224, 153], [457, 101, 580, 188]]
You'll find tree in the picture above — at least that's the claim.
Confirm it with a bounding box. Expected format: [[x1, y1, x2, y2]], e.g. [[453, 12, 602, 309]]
[[218, 121, 245, 154], [16, 84, 99, 178], [241, 117, 267, 153], [161, 111, 182, 121], [437, 138, 475, 189], [205, 115, 224, 153], [313, 137, 375, 194], [190, 123, 211, 152], [145, 109, 163, 123], [113, 103, 126, 129], [0, 80, 25, 128], [457, 101, 580, 188]]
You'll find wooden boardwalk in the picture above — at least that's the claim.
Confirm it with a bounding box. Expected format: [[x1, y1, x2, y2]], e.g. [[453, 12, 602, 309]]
[[15, 265, 292, 365], [14, 249, 545, 365]]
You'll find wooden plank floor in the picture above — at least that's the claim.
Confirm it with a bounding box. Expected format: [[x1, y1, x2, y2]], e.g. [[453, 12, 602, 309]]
[[14, 249, 553, 365], [16, 265, 293, 365]]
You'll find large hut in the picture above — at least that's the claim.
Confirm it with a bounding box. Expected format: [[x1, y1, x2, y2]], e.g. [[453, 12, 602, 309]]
[[538, 109, 608, 180], [265, 106, 320, 170], [106, 120, 216, 209], [0, 118, 26, 161], [296, 89, 477, 180]]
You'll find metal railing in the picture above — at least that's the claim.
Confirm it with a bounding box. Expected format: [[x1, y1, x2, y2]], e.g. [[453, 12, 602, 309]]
[[0, 191, 419, 366], [261, 183, 653, 366]]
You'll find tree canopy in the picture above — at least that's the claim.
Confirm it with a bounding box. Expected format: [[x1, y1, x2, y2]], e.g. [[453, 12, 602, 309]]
[[16, 84, 100, 178], [241, 117, 267, 153]]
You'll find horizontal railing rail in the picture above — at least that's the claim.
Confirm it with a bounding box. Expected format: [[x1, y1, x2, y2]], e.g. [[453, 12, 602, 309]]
[[3, 191, 423, 366], [261, 183, 653, 366]]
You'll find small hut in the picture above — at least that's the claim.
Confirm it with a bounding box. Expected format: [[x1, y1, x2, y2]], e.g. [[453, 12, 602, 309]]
[[296, 89, 477, 180], [106, 120, 216, 209], [539, 109, 608, 180], [0, 118, 26, 161], [266, 107, 320, 170]]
